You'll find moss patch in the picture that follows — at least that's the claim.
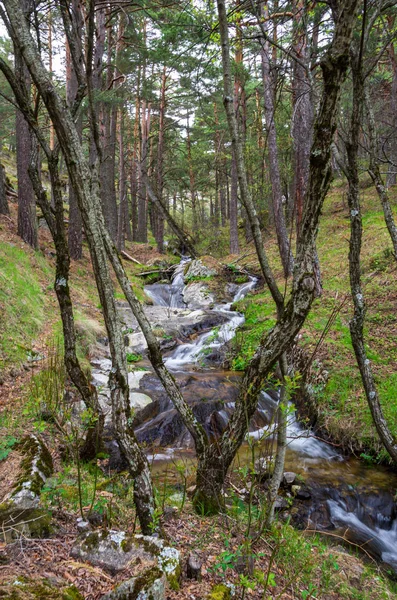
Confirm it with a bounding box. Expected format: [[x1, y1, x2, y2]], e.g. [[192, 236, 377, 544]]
[[207, 583, 231, 600], [0, 577, 83, 599]]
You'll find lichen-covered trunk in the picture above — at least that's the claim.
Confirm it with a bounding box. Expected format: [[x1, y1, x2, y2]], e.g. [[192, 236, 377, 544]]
[[196, 0, 360, 511], [3, 0, 156, 533], [66, 0, 83, 260], [28, 153, 104, 460], [365, 90, 397, 260], [347, 61, 397, 464]]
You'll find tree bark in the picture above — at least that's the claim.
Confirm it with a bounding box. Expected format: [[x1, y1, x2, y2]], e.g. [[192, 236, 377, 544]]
[[136, 100, 149, 242], [346, 55, 397, 464], [100, 20, 118, 242], [187, 117, 198, 234], [15, 0, 37, 249], [154, 66, 167, 253], [365, 90, 397, 260], [2, 0, 156, 533], [291, 0, 322, 296], [193, 0, 359, 513], [28, 146, 104, 460], [0, 164, 9, 215], [117, 107, 127, 251], [264, 355, 288, 528], [66, 0, 83, 260], [260, 4, 293, 278]]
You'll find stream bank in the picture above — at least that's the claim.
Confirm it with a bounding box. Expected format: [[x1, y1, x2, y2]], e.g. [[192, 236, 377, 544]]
[[90, 258, 397, 575]]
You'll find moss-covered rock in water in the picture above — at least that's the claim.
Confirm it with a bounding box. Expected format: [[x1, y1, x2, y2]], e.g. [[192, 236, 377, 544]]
[[0, 436, 53, 541], [101, 566, 166, 600], [207, 584, 232, 600], [0, 576, 83, 599]]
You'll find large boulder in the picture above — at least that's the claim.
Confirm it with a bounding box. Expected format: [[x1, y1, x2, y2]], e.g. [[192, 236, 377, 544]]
[[184, 259, 217, 279], [183, 282, 215, 310], [0, 435, 53, 541], [71, 530, 181, 591]]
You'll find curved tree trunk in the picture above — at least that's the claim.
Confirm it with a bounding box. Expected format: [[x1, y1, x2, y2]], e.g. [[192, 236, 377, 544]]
[[347, 58, 397, 464], [2, 0, 156, 533], [193, 0, 359, 513], [28, 150, 104, 461]]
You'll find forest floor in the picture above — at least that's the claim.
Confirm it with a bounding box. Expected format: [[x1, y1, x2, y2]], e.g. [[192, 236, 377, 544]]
[[1, 179, 397, 598]]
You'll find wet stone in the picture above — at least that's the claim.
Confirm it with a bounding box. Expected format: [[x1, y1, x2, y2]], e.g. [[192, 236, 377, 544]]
[[282, 472, 297, 487]]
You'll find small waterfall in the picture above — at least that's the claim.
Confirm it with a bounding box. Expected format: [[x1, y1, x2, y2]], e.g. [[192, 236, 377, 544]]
[[165, 276, 257, 370], [247, 393, 340, 460], [326, 496, 397, 570], [144, 258, 189, 308]]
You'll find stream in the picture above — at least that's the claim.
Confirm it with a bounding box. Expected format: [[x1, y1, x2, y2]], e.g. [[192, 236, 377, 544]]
[[93, 260, 397, 573]]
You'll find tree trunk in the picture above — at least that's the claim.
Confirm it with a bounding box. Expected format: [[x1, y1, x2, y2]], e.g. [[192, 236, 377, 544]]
[[3, 0, 156, 532], [187, 118, 198, 234], [15, 0, 37, 249], [260, 4, 293, 278], [155, 66, 167, 254], [264, 356, 287, 528], [100, 20, 118, 241], [230, 150, 239, 253], [365, 90, 397, 260], [291, 0, 322, 296], [0, 164, 9, 215], [346, 56, 397, 464], [28, 148, 104, 460], [117, 107, 127, 251], [386, 27, 397, 187], [66, 0, 83, 260], [136, 100, 149, 242]]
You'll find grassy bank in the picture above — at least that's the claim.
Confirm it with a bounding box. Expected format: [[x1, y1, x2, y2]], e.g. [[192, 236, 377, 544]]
[[231, 178, 397, 461]]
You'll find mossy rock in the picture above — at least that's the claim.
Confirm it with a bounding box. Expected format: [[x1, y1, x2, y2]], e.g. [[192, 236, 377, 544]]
[[0, 502, 52, 542], [8, 435, 53, 509], [0, 576, 83, 599], [207, 584, 232, 600], [101, 566, 166, 600], [72, 530, 181, 589]]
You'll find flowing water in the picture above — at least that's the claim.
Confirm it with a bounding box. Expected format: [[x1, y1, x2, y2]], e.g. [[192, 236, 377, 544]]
[[138, 262, 397, 571]]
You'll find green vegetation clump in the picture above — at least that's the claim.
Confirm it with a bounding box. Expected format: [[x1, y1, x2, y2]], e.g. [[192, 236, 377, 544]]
[[0, 242, 51, 368], [207, 584, 231, 600], [126, 352, 142, 363]]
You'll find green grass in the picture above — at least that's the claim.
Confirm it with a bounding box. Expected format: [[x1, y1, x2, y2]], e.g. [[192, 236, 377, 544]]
[[0, 241, 52, 369], [231, 183, 397, 458]]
